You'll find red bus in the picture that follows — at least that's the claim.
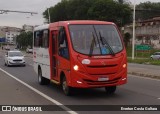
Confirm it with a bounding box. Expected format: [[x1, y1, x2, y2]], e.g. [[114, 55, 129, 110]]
[[33, 20, 127, 96]]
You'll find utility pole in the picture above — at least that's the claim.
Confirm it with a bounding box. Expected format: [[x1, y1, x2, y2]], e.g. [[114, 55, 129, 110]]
[[48, 8, 51, 23], [132, 0, 136, 60]]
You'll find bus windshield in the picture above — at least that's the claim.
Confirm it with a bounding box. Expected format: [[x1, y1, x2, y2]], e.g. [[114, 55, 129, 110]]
[[69, 24, 123, 56]]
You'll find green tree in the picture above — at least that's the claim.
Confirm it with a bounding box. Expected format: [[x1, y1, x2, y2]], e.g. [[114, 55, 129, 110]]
[[124, 32, 131, 47], [136, 2, 160, 20], [87, 0, 131, 26], [16, 31, 33, 49], [43, 0, 132, 26]]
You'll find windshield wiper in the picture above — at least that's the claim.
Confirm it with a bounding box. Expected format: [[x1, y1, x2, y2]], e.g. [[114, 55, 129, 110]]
[[99, 32, 115, 56], [89, 33, 96, 57]]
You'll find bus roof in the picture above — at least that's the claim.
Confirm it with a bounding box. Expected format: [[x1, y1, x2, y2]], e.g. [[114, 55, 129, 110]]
[[49, 20, 114, 27], [34, 24, 49, 31], [57, 20, 114, 25], [34, 20, 115, 31]]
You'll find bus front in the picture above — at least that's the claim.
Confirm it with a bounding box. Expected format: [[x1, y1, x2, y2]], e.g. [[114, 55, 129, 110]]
[[68, 21, 127, 93]]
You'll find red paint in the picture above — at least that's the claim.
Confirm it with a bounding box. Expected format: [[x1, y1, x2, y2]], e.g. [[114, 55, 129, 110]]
[[47, 20, 127, 88]]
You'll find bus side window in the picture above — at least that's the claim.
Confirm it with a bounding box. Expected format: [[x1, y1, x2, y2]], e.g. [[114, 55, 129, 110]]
[[39, 31, 43, 47], [58, 27, 69, 59], [42, 30, 49, 48]]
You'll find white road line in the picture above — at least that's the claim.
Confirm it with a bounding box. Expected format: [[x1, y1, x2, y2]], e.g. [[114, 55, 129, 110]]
[[129, 75, 160, 82], [0, 68, 78, 114], [158, 98, 160, 100]]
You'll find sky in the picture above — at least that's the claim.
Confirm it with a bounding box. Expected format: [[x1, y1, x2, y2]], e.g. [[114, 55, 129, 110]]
[[0, 0, 159, 28]]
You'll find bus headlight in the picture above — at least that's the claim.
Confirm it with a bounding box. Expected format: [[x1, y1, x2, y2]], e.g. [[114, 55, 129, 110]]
[[73, 65, 79, 71]]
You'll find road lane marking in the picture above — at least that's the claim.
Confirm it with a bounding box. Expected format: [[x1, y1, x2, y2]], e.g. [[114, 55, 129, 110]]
[[0, 68, 78, 114], [158, 98, 160, 100], [129, 75, 160, 82]]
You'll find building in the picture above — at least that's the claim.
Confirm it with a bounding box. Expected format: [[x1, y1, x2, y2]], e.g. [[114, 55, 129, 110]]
[[0, 26, 21, 44], [22, 24, 34, 32], [124, 17, 160, 49], [0, 26, 6, 43]]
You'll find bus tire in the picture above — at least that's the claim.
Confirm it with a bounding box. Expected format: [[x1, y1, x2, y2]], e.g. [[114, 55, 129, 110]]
[[38, 68, 50, 85], [62, 76, 72, 96], [105, 86, 116, 94]]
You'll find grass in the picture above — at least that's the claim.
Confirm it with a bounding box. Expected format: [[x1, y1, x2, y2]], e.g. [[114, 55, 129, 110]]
[[128, 58, 160, 65], [127, 46, 160, 65]]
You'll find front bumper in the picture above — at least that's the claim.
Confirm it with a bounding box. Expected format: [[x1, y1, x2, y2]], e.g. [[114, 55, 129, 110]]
[[70, 69, 127, 88], [8, 60, 25, 66]]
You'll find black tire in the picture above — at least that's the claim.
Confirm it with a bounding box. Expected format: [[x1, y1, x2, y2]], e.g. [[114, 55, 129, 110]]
[[105, 86, 117, 94], [38, 68, 50, 85], [62, 76, 72, 96]]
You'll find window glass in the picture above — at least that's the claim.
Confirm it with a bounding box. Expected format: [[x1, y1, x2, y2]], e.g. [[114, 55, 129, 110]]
[[69, 25, 123, 55], [42, 30, 49, 48], [34, 31, 40, 47], [34, 30, 49, 47], [58, 27, 69, 59]]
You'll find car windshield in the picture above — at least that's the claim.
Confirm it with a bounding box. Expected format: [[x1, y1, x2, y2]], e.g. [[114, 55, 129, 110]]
[[69, 24, 123, 55], [9, 52, 23, 57]]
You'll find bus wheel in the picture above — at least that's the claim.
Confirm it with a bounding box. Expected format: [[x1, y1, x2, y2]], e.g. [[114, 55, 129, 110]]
[[38, 68, 50, 85], [105, 86, 116, 94], [62, 76, 72, 96]]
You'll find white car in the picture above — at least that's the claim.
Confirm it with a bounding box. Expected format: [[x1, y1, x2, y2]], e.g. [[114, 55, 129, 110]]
[[150, 52, 160, 60], [26, 48, 33, 53], [5, 45, 10, 50], [4, 51, 26, 66]]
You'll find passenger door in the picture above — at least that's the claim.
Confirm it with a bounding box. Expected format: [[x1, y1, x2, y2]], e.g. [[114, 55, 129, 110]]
[[57, 27, 70, 77], [51, 30, 58, 80]]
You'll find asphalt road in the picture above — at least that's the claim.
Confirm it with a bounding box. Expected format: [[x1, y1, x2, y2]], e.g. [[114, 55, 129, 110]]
[[0, 51, 160, 114]]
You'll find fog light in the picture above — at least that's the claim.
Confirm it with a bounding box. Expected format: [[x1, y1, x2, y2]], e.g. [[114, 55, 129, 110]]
[[73, 65, 79, 71], [77, 81, 82, 84]]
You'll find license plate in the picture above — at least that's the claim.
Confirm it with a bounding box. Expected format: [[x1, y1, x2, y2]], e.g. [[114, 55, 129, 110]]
[[98, 77, 109, 81]]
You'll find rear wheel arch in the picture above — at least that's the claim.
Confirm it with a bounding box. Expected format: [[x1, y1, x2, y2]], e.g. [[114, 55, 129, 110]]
[[38, 65, 50, 85]]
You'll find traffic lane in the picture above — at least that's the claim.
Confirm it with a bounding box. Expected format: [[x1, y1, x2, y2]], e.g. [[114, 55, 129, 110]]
[[128, 63, 160, 70], [0, 70, 68, 114], [0, 59, 160, 108], [0, 56, 160, 104], [0, 70, 51, 105], [25, 56, 33, 65], [121, 75, 160, 98], [1, 61, 160, 104]]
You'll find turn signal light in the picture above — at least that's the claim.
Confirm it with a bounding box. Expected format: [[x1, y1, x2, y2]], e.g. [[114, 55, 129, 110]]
[[73, 65, 79, 71], [123, 64, 126, 68]]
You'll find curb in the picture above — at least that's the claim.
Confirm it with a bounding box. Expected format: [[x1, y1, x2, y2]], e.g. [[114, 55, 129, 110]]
[[128, 72, 160, 80]]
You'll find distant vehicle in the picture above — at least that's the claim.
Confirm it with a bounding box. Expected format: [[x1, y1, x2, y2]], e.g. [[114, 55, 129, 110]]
[[4, 50, 25, 66], [150, 52, 160, 60], [26, 47, 33, 53], [5, 45, 10, 50]]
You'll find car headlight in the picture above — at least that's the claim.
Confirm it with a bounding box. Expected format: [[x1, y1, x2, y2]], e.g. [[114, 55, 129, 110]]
[[8, 58, 13, 61]]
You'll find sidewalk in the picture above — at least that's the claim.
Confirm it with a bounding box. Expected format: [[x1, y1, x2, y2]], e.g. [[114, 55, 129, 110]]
[[128, 63, 160, 79]]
